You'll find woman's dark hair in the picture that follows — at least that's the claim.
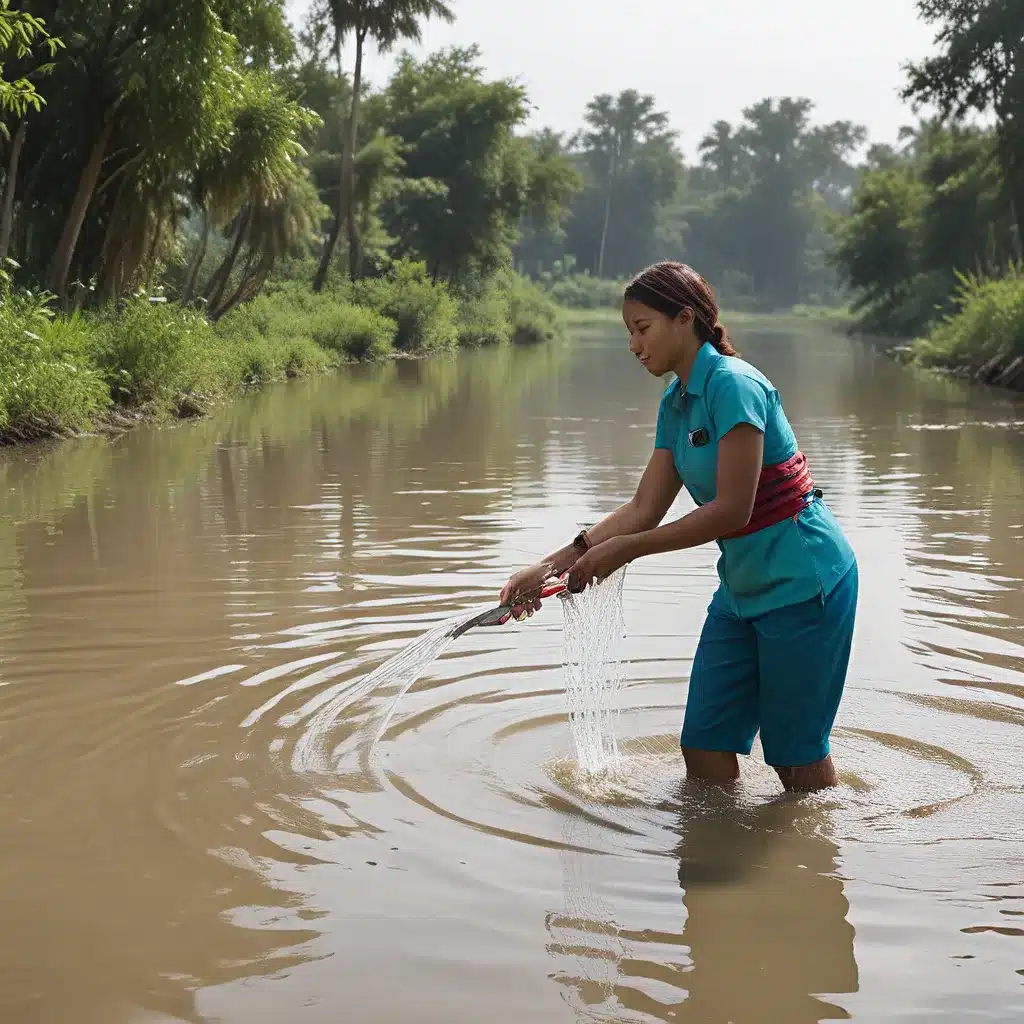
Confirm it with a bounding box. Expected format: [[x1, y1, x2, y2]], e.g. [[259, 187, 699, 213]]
[[623, 261, 737, 357]]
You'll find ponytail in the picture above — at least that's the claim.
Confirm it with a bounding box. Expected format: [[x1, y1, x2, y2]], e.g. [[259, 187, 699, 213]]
[[711, 323, 737, 357]]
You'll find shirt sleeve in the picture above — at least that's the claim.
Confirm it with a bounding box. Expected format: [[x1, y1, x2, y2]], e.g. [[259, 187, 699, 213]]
[[707, 369, 770, 438], [654, 380, 681, 450]]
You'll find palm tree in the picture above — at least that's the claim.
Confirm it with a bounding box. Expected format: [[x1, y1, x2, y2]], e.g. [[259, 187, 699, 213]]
[[181, 69, 320, 314], [185, 70, 319, 304], [699, 121, 746, 188], [311, 0, 454, 292], [209, 169, 327, 320], [578, 90, 671, 278]]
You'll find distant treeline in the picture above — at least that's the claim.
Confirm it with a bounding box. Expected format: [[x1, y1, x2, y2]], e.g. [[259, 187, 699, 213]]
[[516, 93, 864, 312]]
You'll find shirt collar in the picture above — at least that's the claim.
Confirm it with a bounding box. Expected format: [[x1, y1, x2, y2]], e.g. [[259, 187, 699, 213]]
[[684, 342, 719, 396]]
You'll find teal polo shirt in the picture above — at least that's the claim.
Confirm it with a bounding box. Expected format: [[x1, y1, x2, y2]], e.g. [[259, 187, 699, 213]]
[[654, 342, 856, 619]]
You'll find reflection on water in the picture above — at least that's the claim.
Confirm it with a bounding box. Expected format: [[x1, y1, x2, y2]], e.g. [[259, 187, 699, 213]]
[[548, 785, 857, 1024], [1, 318, 1024, 1022]]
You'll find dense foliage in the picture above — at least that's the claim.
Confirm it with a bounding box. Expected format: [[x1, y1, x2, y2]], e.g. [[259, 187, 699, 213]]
[[829, 0, 1024, 375], [909, 267, 1024, 387], [0, 0, 876, 319], [0, 259, 562, 442]]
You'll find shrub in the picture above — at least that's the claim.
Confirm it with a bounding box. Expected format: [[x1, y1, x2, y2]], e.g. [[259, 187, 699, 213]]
[[278, 335, 333, 377], [545, 274, 625, 310], [912, 265, 1024, 369], [507, 272, 565, 345], [214, 295, 335, 381], [214, 299, 274, 343], [352, 260, 459, 353], [309, 303, 397, 360], [87, 297, 231, 416], [457, 278, 512, 347]]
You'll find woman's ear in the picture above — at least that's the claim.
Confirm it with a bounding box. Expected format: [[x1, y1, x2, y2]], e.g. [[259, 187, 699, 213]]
[[676, 307, 696, 329]]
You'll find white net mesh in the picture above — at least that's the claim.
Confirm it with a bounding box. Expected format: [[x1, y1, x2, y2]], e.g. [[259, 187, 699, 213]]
[[557, 567, 629, 776]]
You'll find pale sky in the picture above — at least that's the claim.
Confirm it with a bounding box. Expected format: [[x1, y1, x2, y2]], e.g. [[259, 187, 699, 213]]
[[286, 0, 940, 159]]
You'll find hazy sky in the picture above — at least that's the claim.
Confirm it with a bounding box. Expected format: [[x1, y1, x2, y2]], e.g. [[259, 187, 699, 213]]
[[286, 0, 939, 159]]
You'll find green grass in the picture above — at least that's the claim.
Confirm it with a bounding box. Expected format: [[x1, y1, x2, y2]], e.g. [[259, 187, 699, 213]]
[[0, 262, 569, 445], [559, 304, 852, 330], [0, 292, 109, 442], [789, 303, 853, 323]]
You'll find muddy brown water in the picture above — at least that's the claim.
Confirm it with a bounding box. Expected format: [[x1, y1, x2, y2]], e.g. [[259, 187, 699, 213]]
[[2, 318, 1024, 1024]]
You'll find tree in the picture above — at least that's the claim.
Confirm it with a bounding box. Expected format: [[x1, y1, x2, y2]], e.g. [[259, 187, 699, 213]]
[[830, 163, 927, 330], [513, 129, 584, 275], [310, 0, 454, 291], [0, 1, 63, 262], [35, 1, 241, 301], [830, 121, 1017, 335], [699, 120, 748, 189], [902, 0, 1024, 239], [190, 70, 323, 316], [212, 0, 296, 68], [0, 0, 61, 125], [373, 47, 571, 285], [1, 1, 321, 307], [577, 90, 674, 277], [684, 98, 867, 307]]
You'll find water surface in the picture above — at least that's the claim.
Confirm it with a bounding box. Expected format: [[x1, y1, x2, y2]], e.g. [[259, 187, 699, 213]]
[[1, 319, 1023, 1023]]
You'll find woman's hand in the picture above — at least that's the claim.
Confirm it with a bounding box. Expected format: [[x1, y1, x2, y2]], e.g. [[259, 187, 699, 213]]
[[499, 561, 554, 615], [568, 536, 635, 591]]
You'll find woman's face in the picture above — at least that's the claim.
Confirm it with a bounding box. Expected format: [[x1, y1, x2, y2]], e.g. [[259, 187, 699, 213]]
[[622, 299, 693, 377]]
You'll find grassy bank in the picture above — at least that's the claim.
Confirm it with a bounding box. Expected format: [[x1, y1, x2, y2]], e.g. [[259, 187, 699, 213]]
[[0, 262, 564, 446], [540, 273, 851, 323], [901, 268, 1024, 390], [560, 303, 853, 329]]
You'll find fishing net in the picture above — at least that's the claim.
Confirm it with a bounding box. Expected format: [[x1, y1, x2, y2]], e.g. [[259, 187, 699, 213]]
[[557, 567, 629, 775]]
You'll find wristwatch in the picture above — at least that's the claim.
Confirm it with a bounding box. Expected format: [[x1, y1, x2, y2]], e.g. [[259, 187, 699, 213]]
[[572, 529, 591, 553]]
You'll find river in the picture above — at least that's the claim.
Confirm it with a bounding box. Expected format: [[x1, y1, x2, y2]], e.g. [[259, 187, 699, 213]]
[[1, 316, 1023, 1024]]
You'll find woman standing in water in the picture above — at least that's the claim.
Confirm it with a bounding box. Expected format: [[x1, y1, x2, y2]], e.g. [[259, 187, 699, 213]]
[[500, 261, 858, 794]]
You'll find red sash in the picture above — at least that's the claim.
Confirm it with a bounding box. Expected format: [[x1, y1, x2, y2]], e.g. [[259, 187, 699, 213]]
[[722, 450, 817, 540]]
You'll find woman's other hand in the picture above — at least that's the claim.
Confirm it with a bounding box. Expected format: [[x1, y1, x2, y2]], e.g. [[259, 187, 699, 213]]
[[499, 562, 553, 614], [567, 537, 634, 592]]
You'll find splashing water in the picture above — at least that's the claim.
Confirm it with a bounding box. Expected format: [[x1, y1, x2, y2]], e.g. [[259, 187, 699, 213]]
[[558, 567, 629, 775], [291, 606, 485, 774], [292, 570, 631, 777]]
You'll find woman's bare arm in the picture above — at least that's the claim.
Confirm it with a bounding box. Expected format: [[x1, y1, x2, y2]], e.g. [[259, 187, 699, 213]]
[[625, 424, 763, 559]]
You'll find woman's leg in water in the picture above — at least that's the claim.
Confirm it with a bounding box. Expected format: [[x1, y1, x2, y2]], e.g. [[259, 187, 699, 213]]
[[773, 758, 839, 793], [681, 748, 742, 787], [680, 595, 759, 787], [756, 562, 859, 794]]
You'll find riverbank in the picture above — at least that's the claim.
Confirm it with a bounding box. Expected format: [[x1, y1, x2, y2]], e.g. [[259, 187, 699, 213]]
[[891, 271, 1024, 393], [561, 303, 853, 328], [0, 263, 564, 447]]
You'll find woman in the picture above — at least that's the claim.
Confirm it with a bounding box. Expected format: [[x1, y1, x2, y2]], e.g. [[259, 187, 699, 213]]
[[500, 261, 858, 793]]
